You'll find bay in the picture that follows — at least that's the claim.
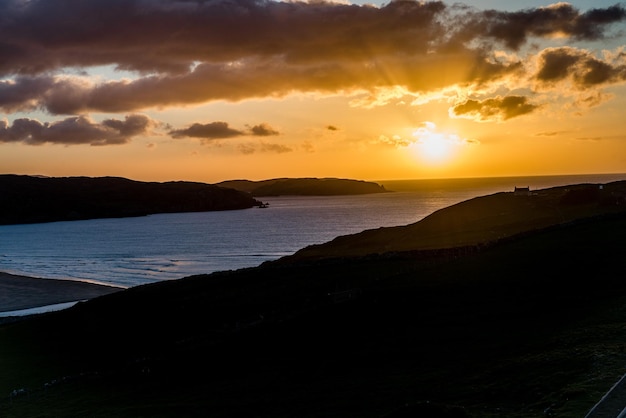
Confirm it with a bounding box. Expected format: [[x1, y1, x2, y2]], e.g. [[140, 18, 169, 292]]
[[0, 173, 624, 288]]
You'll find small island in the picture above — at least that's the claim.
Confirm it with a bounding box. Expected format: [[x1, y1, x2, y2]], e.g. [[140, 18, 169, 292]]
[[216, 177, 389, 196]]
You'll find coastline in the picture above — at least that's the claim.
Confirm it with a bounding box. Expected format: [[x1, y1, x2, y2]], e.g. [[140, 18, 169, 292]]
[[0, 301, 82, 318], [0, 271, 122, 313]]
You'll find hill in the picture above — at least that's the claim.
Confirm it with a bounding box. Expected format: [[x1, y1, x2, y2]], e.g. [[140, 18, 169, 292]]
[[216, 177, 388, 196], [1, 182, 626, 417], [0, 175, 262, 225], [283, 181, 626, 262]]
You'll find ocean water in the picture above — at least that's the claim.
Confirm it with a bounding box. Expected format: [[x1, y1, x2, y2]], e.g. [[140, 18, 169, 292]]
[[0, 173, 624, 288]]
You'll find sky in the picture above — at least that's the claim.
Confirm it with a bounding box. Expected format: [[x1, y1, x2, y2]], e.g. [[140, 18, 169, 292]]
[[1, 0, 626, 183]]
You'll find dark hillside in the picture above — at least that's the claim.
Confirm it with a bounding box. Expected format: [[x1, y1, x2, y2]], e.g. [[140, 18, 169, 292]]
[[217, 177, 388, 196], [285, 181, 626, 261], [1, 211, 626, 417], [0, 175, 261, 225]]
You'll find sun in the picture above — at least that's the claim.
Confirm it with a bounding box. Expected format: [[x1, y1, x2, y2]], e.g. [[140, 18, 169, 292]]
[[418, 133, 452, 161], [410, 122, 460, 164]]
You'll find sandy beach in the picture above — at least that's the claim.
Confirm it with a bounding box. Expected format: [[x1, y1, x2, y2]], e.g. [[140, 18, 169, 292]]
[[0, 271, 122, 313]]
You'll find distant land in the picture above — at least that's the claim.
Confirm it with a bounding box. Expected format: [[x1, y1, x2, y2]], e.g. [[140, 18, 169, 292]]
[[216, 177, 388, 196], [2, 180, 626, 417], [0, 175, 261, 225]]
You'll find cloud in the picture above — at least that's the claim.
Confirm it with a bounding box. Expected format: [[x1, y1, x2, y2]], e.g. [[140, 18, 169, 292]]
[[536, 47, 626, 89], [377, 134, 412, 148], [170, 121, 280, 140], [249, 123, 280, 136], [0, 0, 447, 76], [450, 95, 539, 122], [535, 130, 568, 137], [169, 122, 243, 140], [0, 76, 55, 112], [0, 114, 156, 145], [237, 142, 292, 154], [259, 143, 292, 153], [458, 3, 626, 50], [0, 1, 623, 115], [574, 91, 614, 108], [1, 55, 524, 115]]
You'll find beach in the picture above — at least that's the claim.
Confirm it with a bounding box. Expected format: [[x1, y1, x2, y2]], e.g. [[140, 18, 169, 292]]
[[0, 271, 121, 313]]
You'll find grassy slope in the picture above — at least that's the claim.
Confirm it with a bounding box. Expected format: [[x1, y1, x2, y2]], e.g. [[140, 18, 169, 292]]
[[1, 183, 626, 417]]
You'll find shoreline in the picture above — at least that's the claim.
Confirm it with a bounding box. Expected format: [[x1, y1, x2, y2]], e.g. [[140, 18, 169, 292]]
[[0, 271, 122, 313], [0, 300, 82, 318]]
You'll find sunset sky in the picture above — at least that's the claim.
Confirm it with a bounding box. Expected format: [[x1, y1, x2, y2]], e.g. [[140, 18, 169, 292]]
[[1, 0, 626, 183]]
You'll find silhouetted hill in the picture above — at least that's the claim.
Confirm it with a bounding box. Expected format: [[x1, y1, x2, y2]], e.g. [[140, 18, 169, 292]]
[[2, 183, 626, 417], [283, 181, 626, 262], [216, 177, 388, 196], [0, 175, 262, 225]]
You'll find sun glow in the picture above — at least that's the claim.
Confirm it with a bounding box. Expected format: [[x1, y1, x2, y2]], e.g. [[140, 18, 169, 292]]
[[410, 122, 464, 164]]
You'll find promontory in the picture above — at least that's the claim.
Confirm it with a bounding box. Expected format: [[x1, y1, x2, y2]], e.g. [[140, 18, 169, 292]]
[[216, 177, 388, 196]]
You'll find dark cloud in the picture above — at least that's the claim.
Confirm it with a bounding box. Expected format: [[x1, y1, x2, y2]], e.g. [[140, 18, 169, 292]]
[[535, 48, 582, 83], [169, 121, 280, 140], [0, 0, 448, 76], [0, 76, 55, 112], [459, 3, 626, 50], [0, 0, 623, 115], [327, 125, 339, 131], [169, 122, 243, 140], [0, 114, 156, 145], [451, 96, 539, 122], [536, 47, 626, 88], [250, 123, 279, 136]]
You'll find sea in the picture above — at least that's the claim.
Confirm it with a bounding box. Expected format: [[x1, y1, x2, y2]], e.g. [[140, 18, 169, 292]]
[[1, 174, 624, 289]]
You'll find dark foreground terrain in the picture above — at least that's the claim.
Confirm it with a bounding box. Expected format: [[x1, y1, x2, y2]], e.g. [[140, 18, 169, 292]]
[[1, 182, 626, 417], [0, 175, 261, 225]]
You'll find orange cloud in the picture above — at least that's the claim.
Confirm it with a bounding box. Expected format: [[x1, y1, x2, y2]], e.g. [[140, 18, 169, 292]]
[[238, 142, 292, 154]]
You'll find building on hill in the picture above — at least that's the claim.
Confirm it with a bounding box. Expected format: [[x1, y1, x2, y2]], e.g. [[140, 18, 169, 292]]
[[514, 186, 531, 196]]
